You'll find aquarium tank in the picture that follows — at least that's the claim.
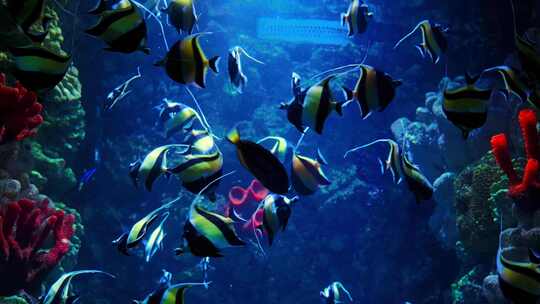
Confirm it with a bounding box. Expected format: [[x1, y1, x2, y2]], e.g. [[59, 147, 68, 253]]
[[0, 0, 539, 303]]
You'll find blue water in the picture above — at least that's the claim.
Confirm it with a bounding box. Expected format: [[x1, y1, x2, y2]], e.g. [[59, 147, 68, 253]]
[[14, 0, 534, 303]]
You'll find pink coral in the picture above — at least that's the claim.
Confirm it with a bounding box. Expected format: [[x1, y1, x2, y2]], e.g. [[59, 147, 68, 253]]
[[0, 198, 75, 296], [491, 109, 540, 210], [0, 73, 43, 144], [228, 179, 269, 206]]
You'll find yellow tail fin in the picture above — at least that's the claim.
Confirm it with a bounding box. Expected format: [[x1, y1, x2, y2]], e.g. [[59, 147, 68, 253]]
[[227, 127, 241, 144]]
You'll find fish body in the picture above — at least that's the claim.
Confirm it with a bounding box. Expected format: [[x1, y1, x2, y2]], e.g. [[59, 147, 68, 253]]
[[134, 283, 197, 304], [114, 201, 173, 255], [227, 127, 290, 194], [443, 73, 492, 139], [155, 34, 220, 88], [162, 0, 198, 34], [228, 47, 247, 94], [341, 0, 373, 36], [164, 104, 200, 139], [144, 212, 169, 262], [85, 0, 150, 54], [130, 145, 187, 191], [261, 194, 297, 246], [342, 65, 402, 119], [394, 20, 448, 64], [180, 205, 245, 257], [497, 247, 540, 304], [320, 282, 353, 304], [6, 0, 50, 42], [42, 270, 114, 304], [301, 75, 343, 134], [10, 45, 71, 91], [291, 153, 330, 196], [483, 65, 529, 103], [401, 154, 434, 203], [257, 136, 294, 164], [88, 0, 131, 14]]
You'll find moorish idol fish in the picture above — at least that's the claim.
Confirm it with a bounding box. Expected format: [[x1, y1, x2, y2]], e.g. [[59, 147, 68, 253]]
[[482, 65, 530, 103], [301, 75, 344, 134], [162, 101, 200, 139], [341, 0, 373, 37], [342, 64, 402, 119], [257, 136, 294, 164], [260, 194, 298, 246], [88, 0, 131, 14], [85, 0, 150, 54], [154, 34, 220, 89], [133, 282, 208, 304], [510, 0, 540, 82], [113, 199, 175, 255], [394, 20, 448, 64], [168, 150, 224, 202], [279, 72, 307, 133], [104, 67, 142, 110], [177, 205, 245, 257], [227, 46, 265, 94], [144, 212, 169, 262], [497, 241, 540, 303], [129, 144, 189, 191], [320, 282, 353, 304], [291, 149, 331, 196], [6, 0, 51, 43], [161, 0, 198, 34], [41, 270, 115, 304], [227, 127, 290, 194], [443, 73, 492, 139], [10, 45, 71, 91], [345, 139, 433, 203], [183, 129, 219, 155]]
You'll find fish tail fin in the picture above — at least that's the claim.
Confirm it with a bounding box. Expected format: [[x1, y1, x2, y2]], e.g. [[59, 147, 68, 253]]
[[209, 56, 221, 74], [226, 127, 241, 144], [342, 86, 354, 101]]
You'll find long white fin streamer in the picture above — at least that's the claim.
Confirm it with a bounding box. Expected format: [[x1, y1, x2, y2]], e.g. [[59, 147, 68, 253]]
[[132, 0, 169, 50]]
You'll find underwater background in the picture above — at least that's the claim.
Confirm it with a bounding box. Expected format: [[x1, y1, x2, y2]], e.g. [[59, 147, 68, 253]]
[[0, 0, 540, 303]]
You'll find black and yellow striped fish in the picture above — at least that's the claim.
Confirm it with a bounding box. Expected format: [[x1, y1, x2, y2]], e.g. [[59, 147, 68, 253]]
[[279, 73, 307, 133], [227, 127, 290, 194], [261, 194, 298, 246], [342, 65, 402, 119], [162, 103, 200, 139], [177, 205, 245, 257], [483, 65, 530, 103], [497, 245, 540, 304], [401, 154, 434, 203], [341, 0, 373, 37], [161, 0, 198, 34], [183, 129, 218, 155], [168, 151, 223, 202], [291, 151, 331, 196], [394, 20, 448, 64], [257, 136, 294, 164], [113, 201, 173, 256], [129, 144, 187, 191], [85, 0, 150, 54], [154, 34, 220, 89], [10, 45, 71, 91], [133, 282, 207, 304], [344, 139, 403, 184], [301, 75, 344, 134], [6, 0, 51, 43], [42, 270, 114, 304], [443, 73, 492, 139]]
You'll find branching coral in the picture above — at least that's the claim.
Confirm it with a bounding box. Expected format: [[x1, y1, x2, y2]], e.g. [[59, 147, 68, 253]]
[[0, 74, 43, 145], [491, 109, 540, 212], [0, 198, 75, 296]]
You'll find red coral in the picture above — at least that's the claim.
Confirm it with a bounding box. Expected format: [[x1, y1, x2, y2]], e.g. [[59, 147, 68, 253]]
[[228, 179, 269, 207], [0, 74, 43, 144], [491, 109, 540, 210], [0, 198, 75, 296]]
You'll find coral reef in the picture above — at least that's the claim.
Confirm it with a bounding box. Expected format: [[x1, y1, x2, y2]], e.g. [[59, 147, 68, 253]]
[[0, 74, 43, 144], [451, 267, 486, 304], [0, 198, 75, 296]]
